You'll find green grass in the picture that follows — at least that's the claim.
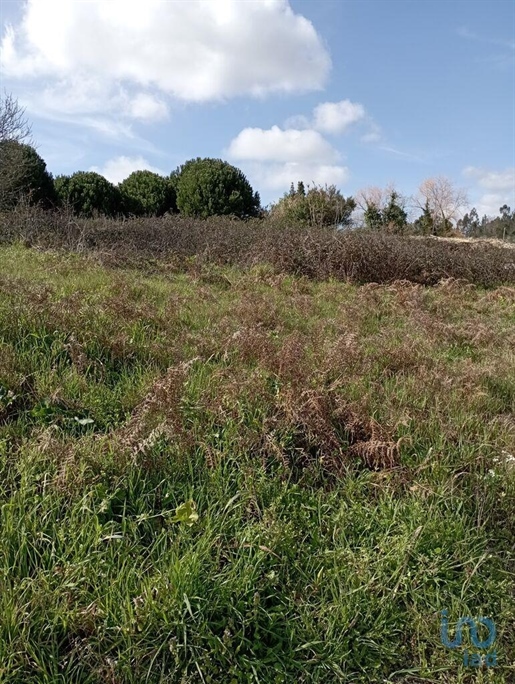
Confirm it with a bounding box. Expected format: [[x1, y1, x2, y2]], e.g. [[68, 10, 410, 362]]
[[0, 244, 514, 683]]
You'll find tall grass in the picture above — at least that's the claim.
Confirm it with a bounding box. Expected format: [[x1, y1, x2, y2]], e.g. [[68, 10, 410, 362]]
[[0, 244, 513, 682]]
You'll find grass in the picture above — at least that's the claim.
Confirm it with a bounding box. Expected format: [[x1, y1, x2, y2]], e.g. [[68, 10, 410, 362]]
[[0, 243, 513, 682]]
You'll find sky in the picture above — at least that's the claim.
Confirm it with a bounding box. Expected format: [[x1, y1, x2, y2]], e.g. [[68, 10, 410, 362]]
[[0, 0, 514, 217]]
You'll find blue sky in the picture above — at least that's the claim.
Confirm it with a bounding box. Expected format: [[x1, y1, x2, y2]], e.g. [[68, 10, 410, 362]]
[[1, 0, 514, 217]]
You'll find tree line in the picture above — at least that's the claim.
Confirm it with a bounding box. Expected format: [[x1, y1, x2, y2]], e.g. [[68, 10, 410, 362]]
[[0, 93, 513, 238]]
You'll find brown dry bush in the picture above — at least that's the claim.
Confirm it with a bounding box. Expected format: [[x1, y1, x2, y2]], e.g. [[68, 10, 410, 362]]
[[2, 206, 515, 286], [116, 361, 195, 465]]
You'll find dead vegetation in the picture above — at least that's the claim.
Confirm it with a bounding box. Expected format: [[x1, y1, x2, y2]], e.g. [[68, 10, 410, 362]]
[[1, 205, 514, 287]]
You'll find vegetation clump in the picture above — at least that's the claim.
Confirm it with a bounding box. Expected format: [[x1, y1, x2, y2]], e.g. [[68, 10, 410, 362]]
[[174, 157, 261, 219], [55, 171, 121, 218], [119, 170, 176, 216]]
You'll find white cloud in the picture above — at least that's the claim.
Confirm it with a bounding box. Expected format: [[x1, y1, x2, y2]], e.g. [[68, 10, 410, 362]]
[[250, 162, 349, 191], [285, 99, 371, 137], [90, 156, 164, 184], [127, 93, 168, 122], [463, 166, 515, 191], [1, 0, 330, 114], [361, 122, 382, 143], [227, 124, 348, 196], [312, 99, 365, 134], [463, 166, 515, 217], [227, 126, 338, 164]]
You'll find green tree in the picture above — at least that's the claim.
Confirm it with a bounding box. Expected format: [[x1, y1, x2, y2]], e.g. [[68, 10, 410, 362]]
[[0, 140, 57, 210], [55, 171, 121, 218], [458, 207, 480, 237], [174, 158, 260, 219], [362, 190, 407, 233], [382, 191, 408, 233], [499, 204, 515, 240], [413, 200, 435, 236], [119, 170, 176, 216], [272, 182, 355, 228]]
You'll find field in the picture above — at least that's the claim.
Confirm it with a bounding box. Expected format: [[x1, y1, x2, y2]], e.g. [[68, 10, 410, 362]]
[[0, 226, 514, 682]]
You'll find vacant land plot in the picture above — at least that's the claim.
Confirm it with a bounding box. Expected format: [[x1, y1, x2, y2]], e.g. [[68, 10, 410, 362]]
[[0, 243, 513, 682]]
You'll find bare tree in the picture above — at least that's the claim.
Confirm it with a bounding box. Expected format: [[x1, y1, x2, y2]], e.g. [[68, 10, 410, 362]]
[[414, 176, 468, 235], [0, 92, 38, 209], [355, 185, 391, 213], [0, 92, 33, 145]]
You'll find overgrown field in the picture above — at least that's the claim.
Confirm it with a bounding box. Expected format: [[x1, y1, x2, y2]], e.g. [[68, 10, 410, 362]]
[[0, 243, 514, 683]]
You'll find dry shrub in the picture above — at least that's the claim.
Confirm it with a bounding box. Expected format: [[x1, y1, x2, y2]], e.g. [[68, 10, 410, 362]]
[[223, 326, 277, 367], [267, 386, 400, 475], [3, 207, 515, 287], [115, 361, 195, 470], [479, 286, 515, 303]]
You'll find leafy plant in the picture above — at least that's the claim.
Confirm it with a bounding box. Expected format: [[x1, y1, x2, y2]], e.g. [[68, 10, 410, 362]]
[[271, 182, 356, 228], [119, 170, 176, 216], [55, 171, 121, 217], [0, 141, 57, 210], [175, 157, 261, 219]]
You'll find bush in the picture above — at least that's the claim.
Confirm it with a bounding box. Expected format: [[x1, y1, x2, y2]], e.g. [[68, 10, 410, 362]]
[[0, 141, 57, 210], [2, 209, 513, 289], [175, 158, 261, 219], [118, 170, 176, 216], [55, 171, 121, 218], [271, 182, 356, 228]]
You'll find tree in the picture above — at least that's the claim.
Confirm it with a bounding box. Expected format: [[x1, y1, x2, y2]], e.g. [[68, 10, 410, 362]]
[[413, 200, 434, 235], [382, 191, 408, 233], [358, 186, 407, 233], [457, 207, 480, 237], [0, 140, 57, 210], [271, 182, 356, 228], [499, 204, 515, 240], [415, 176, 468, 236], [55, 171, 121, 217], [0, 92, 32, 145], [174, 158, 260, 219], [119, 170, 176, 216], [0, 93, 46, 209]]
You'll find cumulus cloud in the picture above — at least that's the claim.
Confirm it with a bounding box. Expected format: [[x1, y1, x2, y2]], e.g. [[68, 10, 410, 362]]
[[250, 162, 349, 191], [1, 0, 330, 117], [90, 156, 165, 184], [127, 93, 168, 122], [312, 100, 366, 134], [285, 99, 370, 137], [227, 126, 338, 164], [227, 124, 348, 195], [463, 166, 515, 217]]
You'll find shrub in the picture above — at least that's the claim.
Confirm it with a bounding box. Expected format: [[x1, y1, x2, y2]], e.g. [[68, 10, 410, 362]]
[[175, 157, 261, 219], [271, 182, 356, 228], [0, 141, 57, 210], [118, 170, 176, 216], [55, 171, 121, 218]]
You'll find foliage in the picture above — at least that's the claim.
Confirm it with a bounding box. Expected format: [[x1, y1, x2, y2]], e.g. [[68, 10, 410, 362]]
[[358, 186, 408, 234], [119, 170, 176, 216], [55, 171, 121, 217], [272, 182, 356, 228], [459, 205, 515, 241], [174, 157, 261, 219], [413, 200, 435, 235], [0, 140, 57, 210]]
